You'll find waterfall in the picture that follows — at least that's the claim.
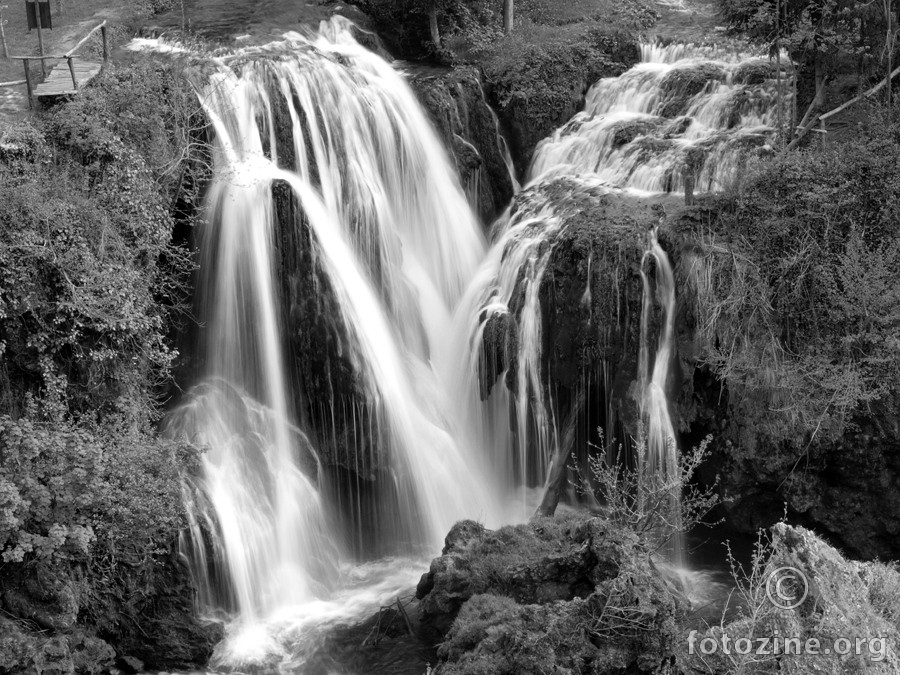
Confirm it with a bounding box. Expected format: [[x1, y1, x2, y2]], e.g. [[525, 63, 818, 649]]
[[454, 41, 786, 542], [160, 18, 506, 665], [137, 19, 785, 665]]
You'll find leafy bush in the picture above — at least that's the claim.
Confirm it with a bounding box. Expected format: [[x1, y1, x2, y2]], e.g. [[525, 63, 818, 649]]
[[0, 397, 194, 566], [0, 61, 202, 418]]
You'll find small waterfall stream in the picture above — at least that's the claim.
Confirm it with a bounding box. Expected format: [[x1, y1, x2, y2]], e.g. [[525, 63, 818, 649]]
[[530, 43, 785, 192], [141, 24, 786, 672]]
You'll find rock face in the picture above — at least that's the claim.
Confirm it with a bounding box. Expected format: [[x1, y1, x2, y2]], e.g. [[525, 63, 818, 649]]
[[479, 177, 691, 461], [706, 398, 900, 561], [410, 65, 516, 223], [489, 186, 900, 562], [416, 516, 682, 674]]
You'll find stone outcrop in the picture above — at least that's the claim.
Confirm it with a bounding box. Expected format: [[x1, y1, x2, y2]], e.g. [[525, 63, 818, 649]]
[[416, 516, 682, 674], [0, 557, 221, 675], [487, 35, 640, 173]]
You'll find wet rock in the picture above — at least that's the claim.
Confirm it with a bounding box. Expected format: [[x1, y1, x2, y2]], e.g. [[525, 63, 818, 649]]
[[478, 311, 517, 399], [732, 59, 778, 85], [611, 117, 666, 147], [411, 66, 516, 222], [657, 63, 727, 118]]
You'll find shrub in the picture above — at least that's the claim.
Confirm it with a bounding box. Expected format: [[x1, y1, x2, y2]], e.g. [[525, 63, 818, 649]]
[[0, 397, 194, 566], [577, 429, 721, 553]]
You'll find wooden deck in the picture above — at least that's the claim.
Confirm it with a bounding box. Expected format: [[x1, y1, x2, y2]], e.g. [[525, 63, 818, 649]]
[[33, 59, 102, 98]]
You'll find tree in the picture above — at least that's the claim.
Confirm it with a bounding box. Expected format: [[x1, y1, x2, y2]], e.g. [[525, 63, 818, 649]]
[[503, 0, 514, 33]]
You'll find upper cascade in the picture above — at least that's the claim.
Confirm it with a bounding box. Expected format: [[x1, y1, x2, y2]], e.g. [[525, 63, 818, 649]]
[[529, 42, 790, 192]]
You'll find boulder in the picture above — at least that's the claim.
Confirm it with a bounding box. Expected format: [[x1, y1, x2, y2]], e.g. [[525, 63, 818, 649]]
[[417, 515, 682, 673]]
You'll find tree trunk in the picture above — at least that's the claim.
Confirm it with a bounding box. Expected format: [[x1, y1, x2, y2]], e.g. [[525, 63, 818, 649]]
[[428, 9, 440, 47], [503, 0, 514, 34], [786, 56, 827, 151], [0, 6, 8, 60], [535, 389, 586, 518]]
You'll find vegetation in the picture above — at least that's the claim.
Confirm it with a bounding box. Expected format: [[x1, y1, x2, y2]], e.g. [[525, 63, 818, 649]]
[[682, 106, 900, 449], [419, 515, 681, 674], [679, 525, 900, 674], [579, 430, 721, 555], [718, 0, 899, 141], [0, 57, 212, 669]]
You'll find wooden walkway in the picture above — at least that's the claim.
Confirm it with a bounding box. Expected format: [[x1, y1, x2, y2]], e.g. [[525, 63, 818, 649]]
[[9, 20, 108, 108], [33, 59, 102, 98]]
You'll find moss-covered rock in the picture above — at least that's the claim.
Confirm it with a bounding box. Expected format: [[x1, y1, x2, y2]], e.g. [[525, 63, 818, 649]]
[[417, 515, 682, 674], [485, 32, 640, 171], [657, 63, 727, 118], [411, 65, 516, 222]]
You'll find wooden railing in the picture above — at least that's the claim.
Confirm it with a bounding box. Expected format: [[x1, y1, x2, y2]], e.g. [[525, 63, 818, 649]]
[[6, 19, 108, 107]]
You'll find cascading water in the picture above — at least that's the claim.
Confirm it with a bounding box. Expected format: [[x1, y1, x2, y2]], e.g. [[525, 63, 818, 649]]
[[454, 41, 788, 542], [159, 17, 508, 668], [638, 226, 681, 563], [529, 43, 788, 192]]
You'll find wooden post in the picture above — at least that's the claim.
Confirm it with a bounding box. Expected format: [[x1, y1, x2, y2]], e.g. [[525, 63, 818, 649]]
[[67, 55, 76, 89], [22, 58, 33, 107], [33, 2, 46, 77], [100, 24, 107, 61]]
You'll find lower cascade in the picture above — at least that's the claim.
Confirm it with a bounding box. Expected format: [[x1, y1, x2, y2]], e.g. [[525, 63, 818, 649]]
[[148, 19, 786, 671]]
